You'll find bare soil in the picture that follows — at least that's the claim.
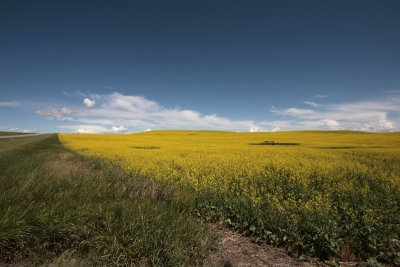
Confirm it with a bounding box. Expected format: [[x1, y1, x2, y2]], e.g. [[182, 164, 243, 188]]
[[205, 224, 369, 267]]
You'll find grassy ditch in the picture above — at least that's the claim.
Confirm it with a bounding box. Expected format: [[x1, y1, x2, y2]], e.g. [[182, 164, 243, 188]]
[[0, 135, 215, 266]]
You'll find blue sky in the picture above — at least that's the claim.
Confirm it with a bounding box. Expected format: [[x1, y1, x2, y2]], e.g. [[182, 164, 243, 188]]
[[1, 0, 400, 133]]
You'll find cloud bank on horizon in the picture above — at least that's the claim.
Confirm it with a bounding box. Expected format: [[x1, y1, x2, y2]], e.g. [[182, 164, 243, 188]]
[[28, 91, 400, 133]]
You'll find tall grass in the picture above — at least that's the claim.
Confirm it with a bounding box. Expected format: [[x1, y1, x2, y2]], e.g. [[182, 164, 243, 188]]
[[0, 135, 215, 266]]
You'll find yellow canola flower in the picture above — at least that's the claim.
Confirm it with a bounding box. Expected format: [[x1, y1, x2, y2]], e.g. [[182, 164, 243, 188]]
[[59, 130, 400, 243]]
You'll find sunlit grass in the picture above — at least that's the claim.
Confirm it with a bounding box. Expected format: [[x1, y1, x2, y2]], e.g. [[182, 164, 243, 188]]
[[0, 135, 215, 266]]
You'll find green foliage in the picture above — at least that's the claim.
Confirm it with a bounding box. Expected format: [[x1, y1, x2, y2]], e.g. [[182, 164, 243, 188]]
[[0, 135, 215, 266]]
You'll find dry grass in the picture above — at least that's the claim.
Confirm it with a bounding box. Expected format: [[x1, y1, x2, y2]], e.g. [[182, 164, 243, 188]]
[[0, 134, 50, 153], [45, 152, 90, 179]]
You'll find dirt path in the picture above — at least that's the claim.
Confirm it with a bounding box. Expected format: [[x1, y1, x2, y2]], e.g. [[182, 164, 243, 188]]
[[206, 225, 365, 267]]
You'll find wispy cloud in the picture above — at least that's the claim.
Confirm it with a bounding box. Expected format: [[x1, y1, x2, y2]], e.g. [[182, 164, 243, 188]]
[[273, 107, 316, 116], [0, 101, 22, 108], [271, 93, 400, 131], [8, 127, 37, 133], [39, 92, 258, 133], [35, 107, 74, 121], [34, 91, 400, 133], [59, 124, 110, 134], [61, 90, 87, 98], [303, 101, 319, 107], [311, 93, 337, 99]]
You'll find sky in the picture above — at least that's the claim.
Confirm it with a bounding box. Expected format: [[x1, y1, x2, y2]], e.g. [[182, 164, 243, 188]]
[[1, 0, 400, 133]]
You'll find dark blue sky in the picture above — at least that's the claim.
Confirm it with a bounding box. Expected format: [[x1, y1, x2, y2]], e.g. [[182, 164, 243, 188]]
[[1, 0, 400, 133]]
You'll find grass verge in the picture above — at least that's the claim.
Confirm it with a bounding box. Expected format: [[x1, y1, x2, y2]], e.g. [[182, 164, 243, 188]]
[[0, 134, 51, 153], [0, 132, 31, 136], [0, 135, 215, 266]]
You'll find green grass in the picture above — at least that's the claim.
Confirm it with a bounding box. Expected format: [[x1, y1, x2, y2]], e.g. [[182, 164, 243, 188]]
[[0, 134, 51, 153], [0, 135, 215, 266]]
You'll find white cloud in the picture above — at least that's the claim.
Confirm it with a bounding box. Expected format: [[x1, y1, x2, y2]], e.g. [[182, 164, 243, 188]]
[[272, 107, 316, 116], [76, 129, 95, 134], [378, 119, 394, 130], [8, 127, 36, 133], [59, 124, 109, 133], [249, 126, 261, 132], [35, 107, 73, 120], [42, 92, 257, 132], [83, 98, 96, 108], [106, 93, 158, 112], [304, 101, 319, 107], [312, 94, 328, 98], [312, 93, 336, 99], [112, 125, 127, 133], [320, 119, 340, 130], [271, 94, 400, 132], [59, 124, 132, 134], [36, 91, 400, 133], [62, 91, 87, 98]]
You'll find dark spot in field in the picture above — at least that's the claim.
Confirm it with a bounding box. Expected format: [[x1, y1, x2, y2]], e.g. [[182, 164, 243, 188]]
[[249, 141, 300, 146], [131, 146, 160, 149]]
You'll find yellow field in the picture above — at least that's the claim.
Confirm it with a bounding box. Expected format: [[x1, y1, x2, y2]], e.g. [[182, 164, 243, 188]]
[[59, 131, 400, 262]]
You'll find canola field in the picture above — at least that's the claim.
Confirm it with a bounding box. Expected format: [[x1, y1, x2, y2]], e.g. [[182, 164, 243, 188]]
[[59, 131, 400, 263]]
